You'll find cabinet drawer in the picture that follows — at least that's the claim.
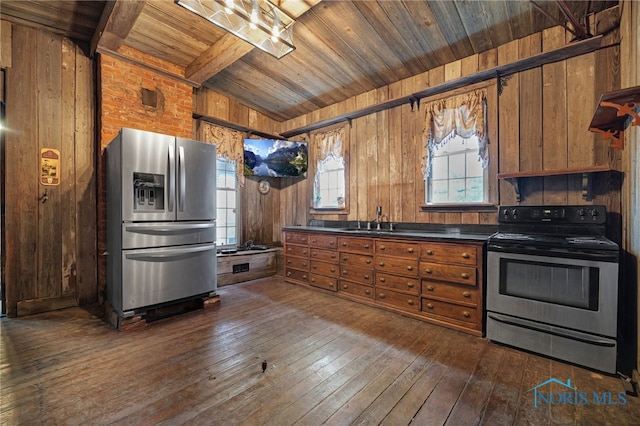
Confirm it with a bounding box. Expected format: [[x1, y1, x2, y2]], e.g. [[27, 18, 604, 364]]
[[309, 234, 338, 249], [310, 248, 339, 263], [421, 281, 478, 306], [285, 244, 309, 257], [376, 256, 418, 277], [310, 260, 339, 278], [285, 232, 308, 245], [419, 262, 476, 286], [375, 240, 419, 258], [285, 256, 309, 271], [338, 237, 374, 254], [309, 274, 338, 292], [376, 273, 419, 295], [421, 298, 478, 324], [339, 280, 374, 300], [285, 268, 309, 283], [420, 243, 477, 266], [340, 265, 374, 283], [340, 253, 374, 268], [375, 288, 420, 313]]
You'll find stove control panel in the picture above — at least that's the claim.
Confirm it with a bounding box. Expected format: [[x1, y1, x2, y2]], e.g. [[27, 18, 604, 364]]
[[499, 205, 606, 224]]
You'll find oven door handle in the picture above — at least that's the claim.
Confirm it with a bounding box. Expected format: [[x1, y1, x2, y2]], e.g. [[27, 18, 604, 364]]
[[487, 313, 616, 347]]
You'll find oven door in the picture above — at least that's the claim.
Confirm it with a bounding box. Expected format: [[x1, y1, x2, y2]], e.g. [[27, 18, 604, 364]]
[[486, 250, 618, 338]]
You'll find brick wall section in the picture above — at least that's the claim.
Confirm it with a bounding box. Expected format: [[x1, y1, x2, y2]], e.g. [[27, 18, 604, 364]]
[[97, 45, 194, 302]]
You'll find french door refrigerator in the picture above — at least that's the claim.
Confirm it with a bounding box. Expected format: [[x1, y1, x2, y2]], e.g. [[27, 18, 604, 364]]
[[106, 128, 217, 317]]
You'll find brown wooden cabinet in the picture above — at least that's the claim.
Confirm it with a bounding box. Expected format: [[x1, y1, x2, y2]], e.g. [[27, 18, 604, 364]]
[[419, 241, 484, 335], [283, 230, 485, 336]]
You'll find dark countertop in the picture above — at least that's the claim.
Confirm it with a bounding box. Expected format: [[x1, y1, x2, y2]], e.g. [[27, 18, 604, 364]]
[[283, 221, 497, 243]]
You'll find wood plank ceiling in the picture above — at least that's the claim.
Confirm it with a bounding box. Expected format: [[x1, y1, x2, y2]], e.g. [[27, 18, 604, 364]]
[[1, 0, 619, 122]]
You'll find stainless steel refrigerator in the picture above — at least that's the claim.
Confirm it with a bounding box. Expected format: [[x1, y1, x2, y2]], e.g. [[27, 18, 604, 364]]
[[106, 127, 217, 317]]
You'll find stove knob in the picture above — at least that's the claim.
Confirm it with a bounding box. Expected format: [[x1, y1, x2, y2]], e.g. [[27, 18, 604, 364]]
[[591, 209, 599, 219], [511, 208, 518, 218], [577, 208, 585, 218]]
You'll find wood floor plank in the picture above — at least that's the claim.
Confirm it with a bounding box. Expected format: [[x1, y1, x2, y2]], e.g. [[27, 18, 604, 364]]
[[2, 277, 640, 425]]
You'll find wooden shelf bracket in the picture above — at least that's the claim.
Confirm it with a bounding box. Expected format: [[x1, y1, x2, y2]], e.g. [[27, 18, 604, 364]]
[[504, 178, 521, 202], [589, 86, 640, 149]]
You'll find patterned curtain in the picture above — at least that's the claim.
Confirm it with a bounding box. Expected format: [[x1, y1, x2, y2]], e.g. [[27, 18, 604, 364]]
[[199, 121, 246, 186], [422, 88, 488, 179]]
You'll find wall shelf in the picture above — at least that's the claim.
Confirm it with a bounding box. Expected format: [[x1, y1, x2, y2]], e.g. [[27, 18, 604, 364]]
[[589, 86, 640, 149], [497, 165, 612, 202]]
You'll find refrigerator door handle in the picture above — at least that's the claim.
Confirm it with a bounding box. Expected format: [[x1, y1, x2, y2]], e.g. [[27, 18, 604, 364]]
[[125, 244, 217, 261], [125, 223, 216, 234], [168, 144, 175, 212], [178, 145, 186, 212]]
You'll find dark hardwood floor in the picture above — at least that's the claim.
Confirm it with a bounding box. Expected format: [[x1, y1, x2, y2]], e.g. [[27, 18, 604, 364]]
[[2, 277, 639, 425]]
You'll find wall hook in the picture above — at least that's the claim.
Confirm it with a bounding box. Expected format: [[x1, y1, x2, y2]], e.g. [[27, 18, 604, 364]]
[[39, 190, 48, 203]]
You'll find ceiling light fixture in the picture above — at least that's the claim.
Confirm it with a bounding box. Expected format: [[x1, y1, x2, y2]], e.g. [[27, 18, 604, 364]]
[[175, 0, 295, 59]]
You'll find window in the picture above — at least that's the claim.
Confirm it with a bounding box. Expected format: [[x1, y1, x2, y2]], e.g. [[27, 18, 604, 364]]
[[427, 134, 486, 203], [422, 88, 489, 205], [216, 157, 239, 246], [314, 155, 345, 208], [312, 126, 348, 210]]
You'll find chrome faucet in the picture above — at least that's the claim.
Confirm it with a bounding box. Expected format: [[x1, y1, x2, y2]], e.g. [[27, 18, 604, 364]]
[[375, 206, 382, 230]]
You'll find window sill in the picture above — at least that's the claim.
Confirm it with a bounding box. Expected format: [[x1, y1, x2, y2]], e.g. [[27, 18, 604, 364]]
[[311, 207, 349, 215], [420, 203, 497, 212]]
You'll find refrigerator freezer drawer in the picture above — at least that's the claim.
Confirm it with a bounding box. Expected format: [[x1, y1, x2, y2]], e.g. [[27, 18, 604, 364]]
[[115, 243, 217, 314], [122, 221, 216, 249]]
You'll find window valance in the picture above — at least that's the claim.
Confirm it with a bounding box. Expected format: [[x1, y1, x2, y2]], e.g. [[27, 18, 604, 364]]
[[199, 121, 246, 186], [422, 88, 489, 179], [312, 125, 346, 162]]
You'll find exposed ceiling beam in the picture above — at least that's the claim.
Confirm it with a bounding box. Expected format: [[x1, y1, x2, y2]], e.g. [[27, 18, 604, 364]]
[[186, 0, 322, 84], [90, 0, 147, 57]]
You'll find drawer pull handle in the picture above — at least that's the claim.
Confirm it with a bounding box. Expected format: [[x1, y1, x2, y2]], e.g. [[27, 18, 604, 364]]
[[462, 252, 470, 259], [342, 242, 347, 247], [329, 283, 334, 287], [342, 256, 348, 261], [365, 289, 371, 295], [312, 264, 317, 269], [330, 268, 336, 272], [408, 248, 414, 253], [364, 244, 370, 249], [461, 273, 470, 279], [379, 293, 385, 299], [407, 283, 414, 288], [380, 245, 386, 250], [312, 239, 317, 243], [287, 272, 291, 277], [331, 254, 336, 259], [366, 259, 372, 264], [462, 291, 471, 298], [426, 249, 434, 255], [406, 266, 413, 271], [342, 284, 348, 289], [302, 275, 307, 279], [342, 270, 348, 275], [426, 303, 434, 309], [463, 311, 471, 318], [364, 275, 370, 280], [311, 278, 315, 282], [379, 277, 386, 282], [425, 268, 433, 274], [407, 300, 414, 305], [303, 262, 307, 267], [287, 259, 291, 264], [426, 285, 434, 291], [379, 262, 385, 267]]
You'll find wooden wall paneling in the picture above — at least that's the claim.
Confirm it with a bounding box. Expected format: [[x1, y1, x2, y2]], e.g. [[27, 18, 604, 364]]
[[353, 94, 366, 221], [400, 76, 418, 223], [478, 48, 498, 72], [461, 55, 480, 224], [377, 87, 391, 224], [566, 51, 596, 205], [486, 82, 499, 213], [61, 37, 77, 297], [5, 26, 39, 316], [36, 29, 63, 300], [518, 33, 543, 205], [541, 26, 568, 205], [364, 90, 378, 224], [414, 72, 429, 224], [74, 42, 97, 304], [0, 20, 11, 68], [425, 66, 446, 223], [497, 40, 520, 206], [388, 81, 403, 223]]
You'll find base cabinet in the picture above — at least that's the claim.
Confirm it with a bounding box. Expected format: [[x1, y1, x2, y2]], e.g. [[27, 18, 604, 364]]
[[283, 230, 485, 336]]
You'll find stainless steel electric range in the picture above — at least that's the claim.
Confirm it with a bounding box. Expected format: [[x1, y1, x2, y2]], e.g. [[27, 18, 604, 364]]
[[486, 205, 620, 374]]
